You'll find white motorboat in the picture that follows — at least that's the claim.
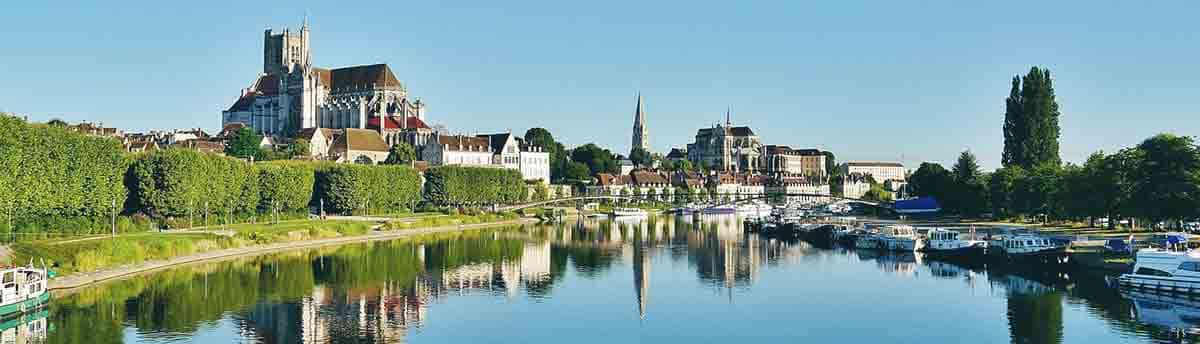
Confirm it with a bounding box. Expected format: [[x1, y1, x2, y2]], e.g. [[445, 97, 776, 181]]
[[1118, 249, 1200, 294], [878, 225, 918, 251], [736, 203, 772, 218], [611, 207, 648, 217], [917, 228, 986, 255]]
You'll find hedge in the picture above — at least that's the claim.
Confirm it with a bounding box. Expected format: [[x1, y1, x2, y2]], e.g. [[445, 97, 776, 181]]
[[424, 166, 526, 206], [314, 164, 421, 215], [257, 161, 315, 214], [0, 115, 128, 233], [127, 149, 259, 220]]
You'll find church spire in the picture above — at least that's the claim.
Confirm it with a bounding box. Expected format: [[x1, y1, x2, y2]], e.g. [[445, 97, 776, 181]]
[[632, 92, 649, 152], [725, 106, 731, 127]]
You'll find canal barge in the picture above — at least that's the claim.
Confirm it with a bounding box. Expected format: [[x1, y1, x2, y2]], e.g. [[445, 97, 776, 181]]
[[0, 266, 51, 318], [988, 234, 1067, 259]]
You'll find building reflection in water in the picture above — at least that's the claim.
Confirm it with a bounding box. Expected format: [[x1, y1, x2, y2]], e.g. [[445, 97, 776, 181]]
[[45, 214, 1200, 343]]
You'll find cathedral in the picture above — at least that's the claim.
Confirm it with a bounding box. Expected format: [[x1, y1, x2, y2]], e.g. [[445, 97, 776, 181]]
[[222, 19, 430, 144]]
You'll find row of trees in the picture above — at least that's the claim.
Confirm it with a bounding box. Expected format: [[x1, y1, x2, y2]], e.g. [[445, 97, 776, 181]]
[[0, 115, 128, 232], [1, 114, 537, 233], [904, 67, 1200, 227], [910, 134, 1200, 227], [423, 166, 527, 206]]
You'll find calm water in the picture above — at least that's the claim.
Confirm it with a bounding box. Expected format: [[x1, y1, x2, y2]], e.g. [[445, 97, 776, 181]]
[[19, 215, 1200, 343]]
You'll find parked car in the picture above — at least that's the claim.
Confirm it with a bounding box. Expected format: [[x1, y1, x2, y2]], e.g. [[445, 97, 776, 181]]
[[1103, 239, 1131, 254]]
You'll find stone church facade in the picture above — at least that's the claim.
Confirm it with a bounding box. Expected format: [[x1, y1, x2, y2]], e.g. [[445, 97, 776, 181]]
[[222, 19, 429, 143]]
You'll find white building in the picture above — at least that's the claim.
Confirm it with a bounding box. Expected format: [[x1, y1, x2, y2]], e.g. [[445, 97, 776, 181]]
[[476, 133, 551, 182], [841, 161, 905, 183], [422, 135, 493, 166]]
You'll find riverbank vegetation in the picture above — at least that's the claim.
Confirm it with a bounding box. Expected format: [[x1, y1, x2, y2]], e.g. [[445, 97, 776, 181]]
[[0, 113, 534, 237], [906, 67, 1200, 230]]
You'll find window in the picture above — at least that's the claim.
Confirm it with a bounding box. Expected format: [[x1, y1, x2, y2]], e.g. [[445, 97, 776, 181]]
[[1, 273, 11, 284], [1180, 262, 1200, 272], [1136, 267, 1174, 277]]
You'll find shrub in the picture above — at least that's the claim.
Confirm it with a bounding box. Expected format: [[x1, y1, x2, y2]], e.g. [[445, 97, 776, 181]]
[[127, 149, 259, 221]]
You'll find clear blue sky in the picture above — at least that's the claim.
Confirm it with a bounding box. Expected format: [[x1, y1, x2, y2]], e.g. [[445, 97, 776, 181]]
[[2, 1, 1198, 170]]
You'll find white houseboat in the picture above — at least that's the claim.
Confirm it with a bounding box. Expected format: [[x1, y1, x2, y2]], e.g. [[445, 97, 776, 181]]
[[0, 266, 51, 318], [878, 225, 918, 251], [611, 207, 648, 217], [917, 229, 986, 255], [989, 234, 1066, 258]]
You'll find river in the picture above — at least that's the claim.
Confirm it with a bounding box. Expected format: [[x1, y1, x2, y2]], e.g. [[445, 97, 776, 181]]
[[17, 215, 1199, 343]]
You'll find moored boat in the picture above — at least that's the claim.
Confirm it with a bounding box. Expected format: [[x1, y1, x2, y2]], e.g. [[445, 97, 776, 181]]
[[1118, 249, 1200, 294], [878, 225, 918, 252], [988, 234, 1067, 259], [611, 207, 648, 217], [917, 228, 986, 256], [0, 266, 51, 318]]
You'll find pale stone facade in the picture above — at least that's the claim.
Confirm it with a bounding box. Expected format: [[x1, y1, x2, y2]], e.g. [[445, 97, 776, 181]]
[[222, 19, 428, 147], [762, 145, 826, 178], [841, 161, 906, 183], [686, 111, 762, 173]]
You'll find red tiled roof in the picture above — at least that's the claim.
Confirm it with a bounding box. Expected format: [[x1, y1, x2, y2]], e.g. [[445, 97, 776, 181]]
[[367, 116, 430, 131]]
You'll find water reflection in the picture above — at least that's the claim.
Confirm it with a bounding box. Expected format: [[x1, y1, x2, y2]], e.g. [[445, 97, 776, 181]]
[[30, 215, 1200, 343]]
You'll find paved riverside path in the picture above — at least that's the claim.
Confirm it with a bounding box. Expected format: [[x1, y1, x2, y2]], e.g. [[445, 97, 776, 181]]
[[48, 217, 536, 293]]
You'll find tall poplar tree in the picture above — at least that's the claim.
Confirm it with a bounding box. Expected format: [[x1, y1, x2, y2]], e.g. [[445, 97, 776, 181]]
[[1002, 67, 1062, 169]]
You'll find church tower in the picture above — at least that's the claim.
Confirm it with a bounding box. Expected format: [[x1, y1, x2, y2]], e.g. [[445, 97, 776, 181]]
[[631, 93, 649, 152]]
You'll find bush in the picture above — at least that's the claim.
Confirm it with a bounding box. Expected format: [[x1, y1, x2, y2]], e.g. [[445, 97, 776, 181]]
[[314, 164, 421, 215], [424, 166, 526, 206]]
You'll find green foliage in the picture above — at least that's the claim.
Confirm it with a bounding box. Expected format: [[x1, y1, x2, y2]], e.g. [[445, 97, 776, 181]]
[[907, 162, 954, 203], [0, 114, 128, 233], [823, 151, 837, 176], [257, 162, 316, 214], [1012, 164, 1063, 218], [384, 142, 416, 165], [314, 164, 422, 214], [570, 143, 618, 176], [128, 149, 259, 223], [672, 159, 694, 172], [564, 161, 591, 181], [287, 138, 311, 158], [1128, 134, 1200, 223], [225, 127, 261, 159], [629, 147, 652, 167], [423, 166, 526, 206], [989, 166, 1025, 218], [1002, 67, 1062, 169], [948, 150, 988, 216], [532, 183, 550, 202], [861, 183, 893, 203]]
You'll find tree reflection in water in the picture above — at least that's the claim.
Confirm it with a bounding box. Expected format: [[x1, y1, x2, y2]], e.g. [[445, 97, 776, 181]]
[[34, 215, 1200, 343]]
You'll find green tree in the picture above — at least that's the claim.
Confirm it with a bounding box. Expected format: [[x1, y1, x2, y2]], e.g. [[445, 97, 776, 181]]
[[1013, 164, 1063, 219], [1129, 134, 1200, 225], [907, 162, 954, 203], [672, 159, 694, 173], [570, 143, 618, 176], [951, 150, 987, 215], [629, 147, 653, 168], [823, 151, 837, 176], [861, 183, 893, 203], [563, 161, 591, 182], [533, 183, 550, 202], [287, 139, 311, 158], [384, 142, 416, 165], [1002, 67, 1062, 169], [225, 127, 262, 159], [47, 118, 68, 127], [988, 166, 1025, 218]]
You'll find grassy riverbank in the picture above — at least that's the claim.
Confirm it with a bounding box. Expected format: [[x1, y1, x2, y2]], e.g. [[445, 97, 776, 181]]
[[8, 212, 523, 277]]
